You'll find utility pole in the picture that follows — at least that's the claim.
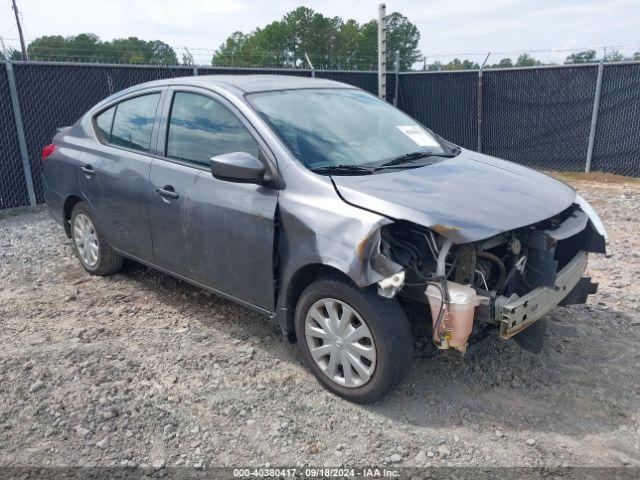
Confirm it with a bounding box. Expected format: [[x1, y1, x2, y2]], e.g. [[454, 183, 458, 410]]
[[11, 0, 28, 60], [377, 3, 387, 100]]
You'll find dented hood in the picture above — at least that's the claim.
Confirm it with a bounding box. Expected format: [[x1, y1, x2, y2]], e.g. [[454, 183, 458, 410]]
[[331, 149, 576, 244]]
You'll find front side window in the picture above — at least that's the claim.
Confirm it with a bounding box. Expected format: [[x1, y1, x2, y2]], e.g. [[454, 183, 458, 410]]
[[248, 89, 447, 170], [166, 92, 259, 166], [108, 93, 161, 152]]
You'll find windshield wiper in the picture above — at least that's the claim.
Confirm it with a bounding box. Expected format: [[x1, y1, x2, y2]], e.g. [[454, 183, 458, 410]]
[[376, 151, 458, 169], [310, 164, 375, 175]]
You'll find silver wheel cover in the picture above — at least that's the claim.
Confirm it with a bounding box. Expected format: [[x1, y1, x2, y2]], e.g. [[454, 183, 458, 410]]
[[304, 298, 376, 388], [73, 213, 99, 268]]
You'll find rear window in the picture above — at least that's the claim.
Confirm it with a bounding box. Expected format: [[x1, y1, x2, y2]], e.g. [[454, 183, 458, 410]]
[[95, 93, 160, 153]]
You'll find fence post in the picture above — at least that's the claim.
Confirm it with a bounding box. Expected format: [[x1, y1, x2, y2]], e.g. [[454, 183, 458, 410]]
[[304, 53, 315, 78], [377, 3, 387, 100], [5, 61, 36, 207], [477, 52, 490, 153], [193, 65, 198, 76], [393, 50, 400, 106], [585, 60, 604, 173]]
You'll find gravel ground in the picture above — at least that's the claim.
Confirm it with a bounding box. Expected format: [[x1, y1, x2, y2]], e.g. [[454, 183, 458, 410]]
[[0, 179, 639, 470]]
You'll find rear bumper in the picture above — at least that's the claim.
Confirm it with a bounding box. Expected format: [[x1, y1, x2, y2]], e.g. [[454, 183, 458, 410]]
[[499, 251, 589, 339]]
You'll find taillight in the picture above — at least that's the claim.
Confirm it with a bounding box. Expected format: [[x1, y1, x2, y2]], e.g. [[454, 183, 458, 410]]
[[42, 144, 57, 161]]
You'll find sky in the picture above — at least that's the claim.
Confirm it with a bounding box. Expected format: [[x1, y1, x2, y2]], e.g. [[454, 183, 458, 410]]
[[1, 0, 639, 65]]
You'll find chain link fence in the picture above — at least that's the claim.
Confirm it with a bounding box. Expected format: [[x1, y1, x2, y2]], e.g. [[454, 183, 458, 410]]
[[481, 65, 598, 172], [398, 70, 478, 150], [592, 62, 640, 176], [0, 65, 28, 209], [1, 60, 639, 210]]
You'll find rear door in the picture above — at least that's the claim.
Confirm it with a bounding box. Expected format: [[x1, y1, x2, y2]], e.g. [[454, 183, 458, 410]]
[[148, 87, 278, 310], [79, 90, 164, 261]]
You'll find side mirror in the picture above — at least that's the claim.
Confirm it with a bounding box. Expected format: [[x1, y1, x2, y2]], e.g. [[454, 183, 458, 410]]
[[209, 151, 265, 184]]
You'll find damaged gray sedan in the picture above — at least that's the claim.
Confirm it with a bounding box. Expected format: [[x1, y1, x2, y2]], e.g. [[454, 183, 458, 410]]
[[42, 75, 607, 403]]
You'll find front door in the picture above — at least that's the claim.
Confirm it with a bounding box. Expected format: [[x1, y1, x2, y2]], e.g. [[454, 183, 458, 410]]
[[147, 89, 278, 310]]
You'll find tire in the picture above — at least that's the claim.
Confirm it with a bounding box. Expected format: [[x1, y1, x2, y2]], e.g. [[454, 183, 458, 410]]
[[70, 202, 123, 276], [294, 275, 413, 403]]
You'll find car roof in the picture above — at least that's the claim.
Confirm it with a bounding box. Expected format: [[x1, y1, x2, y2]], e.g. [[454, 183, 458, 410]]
[[89, 74, 359, 115], [132, 74, 353, 94]]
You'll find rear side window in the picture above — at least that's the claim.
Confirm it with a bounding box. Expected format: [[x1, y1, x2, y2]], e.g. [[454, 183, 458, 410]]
[[99, 93, 160, 152], [95, 106, 115, 143], [166, 92, 259, 166]]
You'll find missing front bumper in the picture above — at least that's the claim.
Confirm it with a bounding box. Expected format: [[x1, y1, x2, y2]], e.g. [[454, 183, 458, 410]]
[[499, 251, 589, 339]]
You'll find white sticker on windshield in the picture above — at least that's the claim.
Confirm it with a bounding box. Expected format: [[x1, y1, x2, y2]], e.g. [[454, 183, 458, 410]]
[[396, 125, 440, 147]]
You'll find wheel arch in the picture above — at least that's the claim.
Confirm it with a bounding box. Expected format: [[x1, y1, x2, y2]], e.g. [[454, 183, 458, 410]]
[[62, 194, 85, 237], [280, 263, 354, 342]]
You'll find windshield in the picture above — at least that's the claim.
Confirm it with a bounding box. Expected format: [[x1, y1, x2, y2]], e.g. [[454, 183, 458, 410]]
[[247, 89, 447, 170]]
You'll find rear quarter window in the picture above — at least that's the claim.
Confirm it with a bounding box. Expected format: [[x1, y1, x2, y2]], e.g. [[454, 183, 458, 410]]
[[94, 106, 115, 143]]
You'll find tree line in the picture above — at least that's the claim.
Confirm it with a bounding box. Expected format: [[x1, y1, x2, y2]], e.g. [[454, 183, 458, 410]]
[[7, 33, 179, 65], [5, 6, 639, 70], [211, 7, 420, 70]]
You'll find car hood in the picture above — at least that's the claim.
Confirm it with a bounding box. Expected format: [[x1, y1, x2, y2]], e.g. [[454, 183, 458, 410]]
[[331, 149, 576, 244]]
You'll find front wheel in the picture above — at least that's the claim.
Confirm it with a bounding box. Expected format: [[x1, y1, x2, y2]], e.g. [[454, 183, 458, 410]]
[[70, 202, 123, 276], [294, 276, 413, 403]]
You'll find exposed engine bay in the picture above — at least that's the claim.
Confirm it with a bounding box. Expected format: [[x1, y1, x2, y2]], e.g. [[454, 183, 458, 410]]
[[376, 202, 607, 353]]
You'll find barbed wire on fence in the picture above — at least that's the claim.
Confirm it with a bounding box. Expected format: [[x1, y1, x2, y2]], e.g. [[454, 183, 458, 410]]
[[0, 41, 381, 70], [2, 39, 640, 70]]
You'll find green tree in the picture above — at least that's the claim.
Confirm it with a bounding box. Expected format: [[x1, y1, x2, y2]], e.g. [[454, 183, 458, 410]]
[[385, 12, 422, 70], [106, 37, 177, 64], [334, 19, 362, 68], [148, 40, 178, 65], [0, 48, 22, 62], [492, 58, 513, 68], [28, 35, 79, 60], [211, 7, 421, 70], [565, 50, 597, 64], [515, 53, 541, 67], [24, 34, 177, 64], [604, 49, 625, 62], [424, 60, 443, 71], [212, 32, 249, 66], [182, 49, 194, 66], [443, 58, 479, 70], [357, 20, 378, 69]]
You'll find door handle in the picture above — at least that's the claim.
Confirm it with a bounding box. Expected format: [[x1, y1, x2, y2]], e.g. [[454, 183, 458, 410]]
[[80, 165, 95, 176], [155, 185, 179, 200]]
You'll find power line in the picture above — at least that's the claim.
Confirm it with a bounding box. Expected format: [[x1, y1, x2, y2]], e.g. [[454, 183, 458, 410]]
[[10, 0, 27, 60]]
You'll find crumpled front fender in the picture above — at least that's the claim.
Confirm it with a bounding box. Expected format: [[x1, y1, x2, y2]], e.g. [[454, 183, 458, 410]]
[[274, 180, 403, 336]]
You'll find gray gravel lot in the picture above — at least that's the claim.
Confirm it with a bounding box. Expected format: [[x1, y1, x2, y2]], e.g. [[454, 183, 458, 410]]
[[0, 179, 639, 469]]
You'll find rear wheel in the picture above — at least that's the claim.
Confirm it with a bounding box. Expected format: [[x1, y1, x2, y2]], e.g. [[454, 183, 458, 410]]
[[294, 275, 413, 403], [70, 202, 123, 276]]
